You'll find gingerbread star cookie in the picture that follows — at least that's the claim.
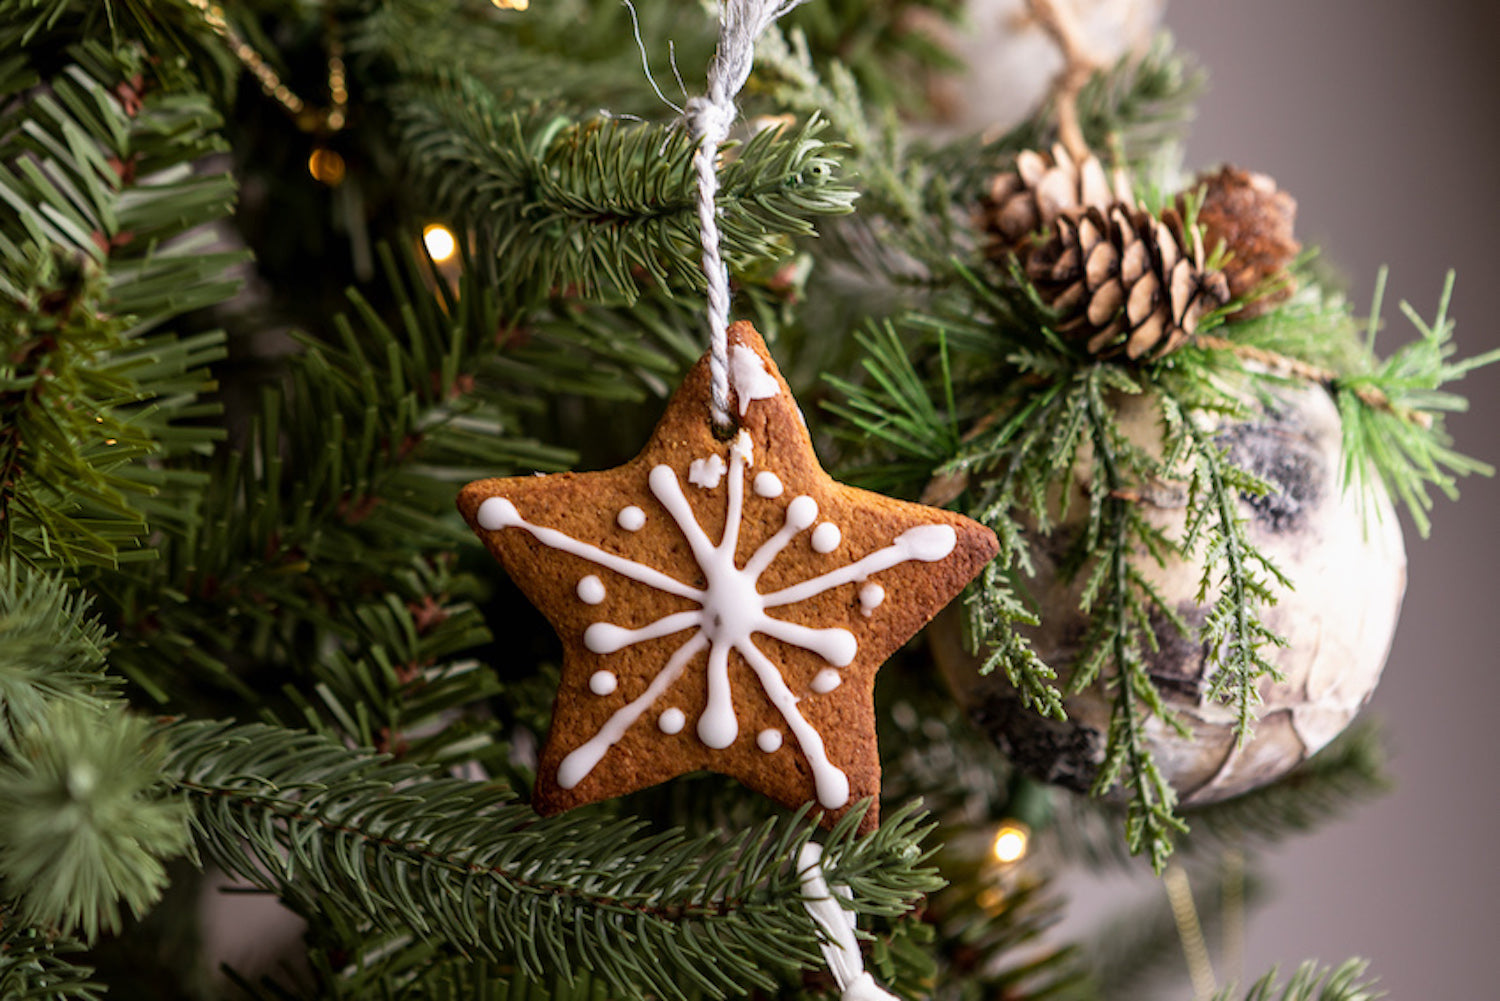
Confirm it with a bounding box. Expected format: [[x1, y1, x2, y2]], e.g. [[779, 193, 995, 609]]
[[458, 322, 997, 831]]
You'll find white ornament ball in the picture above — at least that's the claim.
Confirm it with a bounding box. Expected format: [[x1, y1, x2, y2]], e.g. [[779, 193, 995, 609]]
[[934, 380, 1406, 804], [919, 0, 1166, 138]]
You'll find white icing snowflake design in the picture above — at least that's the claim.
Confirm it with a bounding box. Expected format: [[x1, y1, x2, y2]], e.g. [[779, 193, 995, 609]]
[[475, 356, 957, 809]]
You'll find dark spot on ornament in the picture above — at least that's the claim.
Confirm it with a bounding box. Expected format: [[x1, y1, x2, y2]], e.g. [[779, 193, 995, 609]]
[[1145, 604, 1211, 699], [971, 691, 1102, 794], [1214, 414, 1324, 535]]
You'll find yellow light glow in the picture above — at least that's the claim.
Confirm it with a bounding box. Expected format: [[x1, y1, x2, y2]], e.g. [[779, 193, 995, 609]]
[[307, 148, 346, 186], [422, 224, 458, 263], [991, 822, 1030, 865], [491, 0, 529, 9]]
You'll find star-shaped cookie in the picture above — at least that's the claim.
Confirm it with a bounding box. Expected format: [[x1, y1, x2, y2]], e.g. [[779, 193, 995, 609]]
[[458, 322, 997, 831]]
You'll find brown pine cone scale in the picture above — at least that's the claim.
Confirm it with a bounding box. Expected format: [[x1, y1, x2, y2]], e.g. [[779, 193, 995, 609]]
[[981, 143, 1132, 263], [1028, 204, 1231, 360]]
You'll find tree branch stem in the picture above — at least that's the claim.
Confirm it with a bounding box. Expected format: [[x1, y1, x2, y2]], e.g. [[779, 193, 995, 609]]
[[1194, 335, 1433, 428]]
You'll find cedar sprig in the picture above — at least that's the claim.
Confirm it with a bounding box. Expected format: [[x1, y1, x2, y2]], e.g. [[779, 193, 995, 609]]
[[1158, 382, 1291, 740]]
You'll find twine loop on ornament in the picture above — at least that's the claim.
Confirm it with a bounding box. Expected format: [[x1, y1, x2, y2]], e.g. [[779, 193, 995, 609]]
[[684, 0, 805, 434]]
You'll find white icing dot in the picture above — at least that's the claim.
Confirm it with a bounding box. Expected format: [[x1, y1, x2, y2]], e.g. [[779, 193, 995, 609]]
[[811, 668, 842, 694], [786, 495, 818, 531], [588, 671, 617, 696], [811, 522, 841, 554], [577, 575, 606, 604], [617, 505, 646, 531], [756, 728, 784, 753], [476, 497, 519, 530], [858, 582, 885, 616], [658, 707, 685, 734], [688, 454, 727, 489], [753, 471, 784, 498]]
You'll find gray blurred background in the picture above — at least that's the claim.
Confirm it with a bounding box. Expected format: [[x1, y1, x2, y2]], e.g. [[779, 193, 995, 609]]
[[949, 1, 1498, 995], [1165, 2, 1497, 997]]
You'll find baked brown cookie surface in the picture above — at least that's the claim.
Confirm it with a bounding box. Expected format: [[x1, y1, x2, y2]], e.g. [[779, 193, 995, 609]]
[[458, 322, 997, 831]]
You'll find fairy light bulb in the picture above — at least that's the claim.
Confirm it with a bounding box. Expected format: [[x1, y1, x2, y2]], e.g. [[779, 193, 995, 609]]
[[991, 821, 1030, 865], [307, 148, 346, 186], [422, 223, 457, 263]]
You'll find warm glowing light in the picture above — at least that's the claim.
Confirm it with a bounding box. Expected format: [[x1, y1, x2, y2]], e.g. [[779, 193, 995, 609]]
[[491, 0, 529, 9], [423, 224, 457, 263], [307, 148, 346, 186], [992, 822, 1030, 865]]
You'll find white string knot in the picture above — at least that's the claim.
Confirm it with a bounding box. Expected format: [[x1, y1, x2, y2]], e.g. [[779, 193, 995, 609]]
[[797, 843, 900, 1001], [685, 0, 806, 433], [684, 94, 735, 146]]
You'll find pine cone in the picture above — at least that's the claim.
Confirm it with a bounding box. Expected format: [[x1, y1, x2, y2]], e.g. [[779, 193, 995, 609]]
[[1188, 166, 1299, 319], [980, 143, 1131, 263], [1026, 202, 1231, 360]]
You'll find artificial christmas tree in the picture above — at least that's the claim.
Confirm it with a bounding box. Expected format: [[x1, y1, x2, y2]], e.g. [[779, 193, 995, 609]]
[[1, 0, 1494, 998]]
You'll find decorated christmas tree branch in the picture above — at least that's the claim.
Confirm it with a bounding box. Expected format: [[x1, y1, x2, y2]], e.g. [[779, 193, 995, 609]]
[[164, 720, 941, 1001], [390, 72, 855, 304], [94, 242, 563, 707]]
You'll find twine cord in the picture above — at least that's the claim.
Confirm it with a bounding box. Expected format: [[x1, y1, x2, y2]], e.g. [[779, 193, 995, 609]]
[[685, 0, 803, 432], [796, 843, 899, 1001]]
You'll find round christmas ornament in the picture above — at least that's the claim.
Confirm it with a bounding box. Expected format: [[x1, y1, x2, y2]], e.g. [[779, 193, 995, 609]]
[[933, 376, 1407, 804], [930, 138, 1416, 810]]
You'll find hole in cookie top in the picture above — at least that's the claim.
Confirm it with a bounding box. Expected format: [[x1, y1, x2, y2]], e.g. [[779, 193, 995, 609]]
[[709, 413, 741, 442]]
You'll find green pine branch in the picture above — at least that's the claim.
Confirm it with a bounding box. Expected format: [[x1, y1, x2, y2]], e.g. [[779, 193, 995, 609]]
[[0, 913, 102, 1001], [1075, 33, 1205, 168], [164, 719, 942, 1001], [1214, 960, 1382, 1001], [0, 565, 117, 746], [1335, 271, 1499, 536], [0, 701, 190, 941], [390, 71, 855, 305], [353, 0, 700, 113], [94, 241, 564, 705], [0, 42, 238, 569]]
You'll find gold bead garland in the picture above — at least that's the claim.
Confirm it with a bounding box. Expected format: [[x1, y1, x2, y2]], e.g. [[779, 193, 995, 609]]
[[184, 0, 348, 134]]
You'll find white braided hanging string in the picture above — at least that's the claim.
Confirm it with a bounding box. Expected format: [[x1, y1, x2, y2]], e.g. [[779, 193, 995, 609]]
[[797, 843, 900, 1001], [685, 0, 803, 433]]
